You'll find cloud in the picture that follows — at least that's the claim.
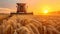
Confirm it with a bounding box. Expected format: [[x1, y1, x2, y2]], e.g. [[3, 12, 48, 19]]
[[0, 8, 16, 13]]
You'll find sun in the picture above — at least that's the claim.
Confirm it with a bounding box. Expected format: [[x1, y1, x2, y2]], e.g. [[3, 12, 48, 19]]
[[43, 10, 48, 14], [41, 9, 49, 15], [41, 6, 51, 14]]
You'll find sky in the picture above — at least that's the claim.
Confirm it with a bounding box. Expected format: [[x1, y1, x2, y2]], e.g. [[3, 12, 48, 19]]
[[0, 0, 60, 14]]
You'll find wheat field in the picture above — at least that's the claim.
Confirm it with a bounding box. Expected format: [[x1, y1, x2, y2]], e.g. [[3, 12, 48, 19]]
[[0, 14, 60, 34]]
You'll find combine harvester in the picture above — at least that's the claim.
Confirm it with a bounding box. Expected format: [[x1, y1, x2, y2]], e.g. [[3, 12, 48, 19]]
[[11, 3, 33, 15]]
